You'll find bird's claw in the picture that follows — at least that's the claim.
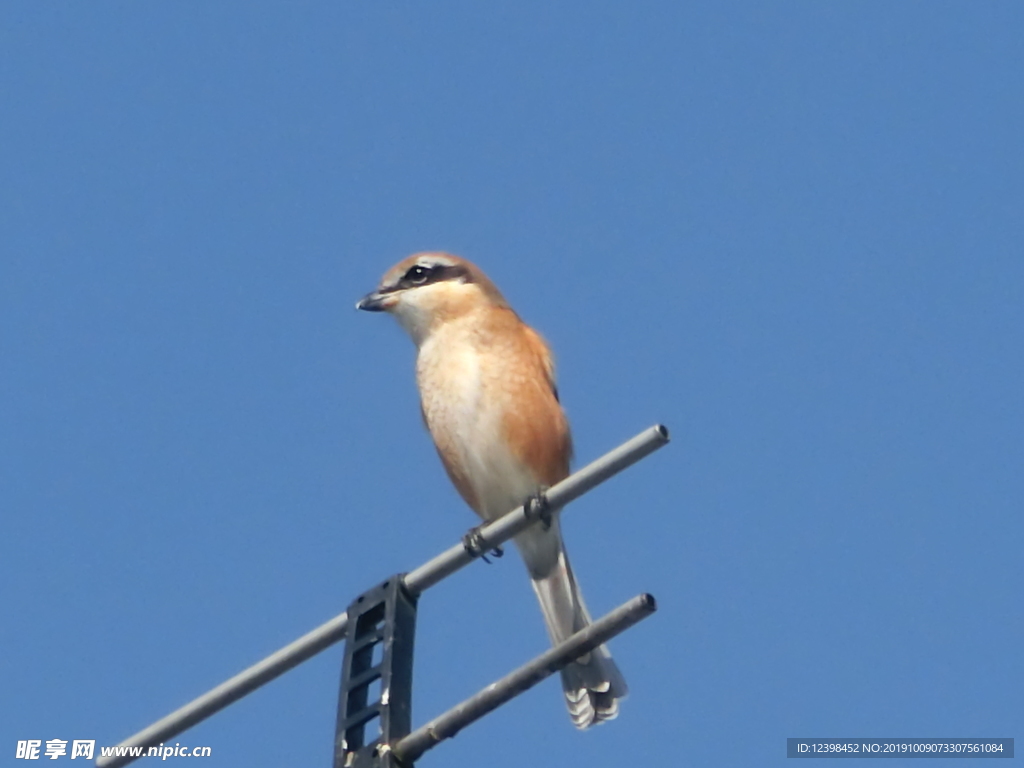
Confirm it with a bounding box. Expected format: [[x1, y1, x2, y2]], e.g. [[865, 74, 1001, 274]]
[[462, 526, 504, 563], [524, 491, 553, 530]]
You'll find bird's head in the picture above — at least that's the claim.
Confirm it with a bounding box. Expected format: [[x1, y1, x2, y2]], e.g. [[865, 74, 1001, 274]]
[[356, 252, 507, 345]]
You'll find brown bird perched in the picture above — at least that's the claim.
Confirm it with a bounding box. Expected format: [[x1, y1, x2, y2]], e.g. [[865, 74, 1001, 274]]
[[356, 252, 626, 728]]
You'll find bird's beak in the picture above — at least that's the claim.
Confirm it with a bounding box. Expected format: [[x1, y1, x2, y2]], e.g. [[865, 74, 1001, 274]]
[[355, 291, 388, 312]]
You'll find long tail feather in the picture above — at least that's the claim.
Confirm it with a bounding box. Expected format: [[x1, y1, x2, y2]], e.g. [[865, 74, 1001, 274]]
[[528, 538, 628, 728]]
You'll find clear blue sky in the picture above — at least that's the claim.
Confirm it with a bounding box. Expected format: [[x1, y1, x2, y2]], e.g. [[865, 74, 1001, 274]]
[[2, 3, 1021, 766]]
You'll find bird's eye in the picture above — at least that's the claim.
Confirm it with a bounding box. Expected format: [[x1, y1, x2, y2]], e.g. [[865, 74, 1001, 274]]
[[404, 264, 430, 284]]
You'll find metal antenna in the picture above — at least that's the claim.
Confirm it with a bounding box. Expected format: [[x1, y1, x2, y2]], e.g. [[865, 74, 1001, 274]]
[[391, 593, 656, 766], [96, 424, 670, 768]]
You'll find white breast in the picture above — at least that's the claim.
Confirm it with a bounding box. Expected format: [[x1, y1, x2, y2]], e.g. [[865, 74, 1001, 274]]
[[416, 324, 539, 521]]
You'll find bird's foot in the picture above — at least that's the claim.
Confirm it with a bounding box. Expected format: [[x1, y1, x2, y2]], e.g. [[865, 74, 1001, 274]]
[[524, 491, 553, 530], [462, 525, 504, 563]]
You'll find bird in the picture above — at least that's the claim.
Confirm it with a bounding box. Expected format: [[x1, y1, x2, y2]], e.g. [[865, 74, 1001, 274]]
[[356, 252, 627, 728]]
